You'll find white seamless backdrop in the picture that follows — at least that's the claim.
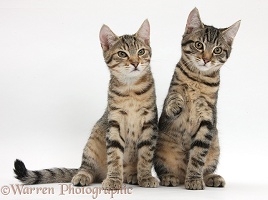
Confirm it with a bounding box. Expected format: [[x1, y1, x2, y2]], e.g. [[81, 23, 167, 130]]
[[0, 0, 268, 200]]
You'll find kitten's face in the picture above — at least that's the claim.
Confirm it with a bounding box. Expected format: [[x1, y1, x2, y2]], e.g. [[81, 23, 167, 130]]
[[99, 20, 151, 82], [182, 8, 240, 74], [105, 35, 151, 78], [182, 26, 231, 73]]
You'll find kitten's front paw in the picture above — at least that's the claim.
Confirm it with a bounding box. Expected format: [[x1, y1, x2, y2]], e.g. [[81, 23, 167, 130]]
[[124, 173, 138, 185], [102, 178, 122, 190], [204, 174, 225, 187], [165, 97, 183, 118], [160, 175, 180, 187], [72, 173, 93, 186], [185, 178, 205, 190], [138, 176, 159, 188]]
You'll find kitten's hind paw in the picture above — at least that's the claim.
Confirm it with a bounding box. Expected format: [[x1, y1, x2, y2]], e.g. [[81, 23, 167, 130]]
[[185, 178, 205, 190], [102, 178, 122, 190], [138, 176, 159, 188], [160, 175, 180, 187], [72, 172, 93, 186], [204, 174, 225, 187]]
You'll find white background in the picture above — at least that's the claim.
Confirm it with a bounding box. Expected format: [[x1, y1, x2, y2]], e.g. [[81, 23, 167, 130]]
[[1, 0, 268, 199]]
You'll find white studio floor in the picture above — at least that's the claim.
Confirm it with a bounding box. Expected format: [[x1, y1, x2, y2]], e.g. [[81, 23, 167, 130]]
[[1, 0, 268, 200], [0, 180, 267, 200]]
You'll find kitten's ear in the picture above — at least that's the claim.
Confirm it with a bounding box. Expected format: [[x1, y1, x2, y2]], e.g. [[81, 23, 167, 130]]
[[185, 7, 204, 34], [99, 25, 118, 51], [222, 20, 241, 45], [135, 19, 150, 45]]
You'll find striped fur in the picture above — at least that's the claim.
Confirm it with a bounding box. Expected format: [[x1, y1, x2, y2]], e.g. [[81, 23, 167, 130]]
[[14, 20, 159, 189], [14, 159, 78, 184], [154, 8, 240, 190]]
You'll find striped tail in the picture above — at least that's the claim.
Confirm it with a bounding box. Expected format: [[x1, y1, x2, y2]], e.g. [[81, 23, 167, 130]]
[[14, 159, 78, 185]]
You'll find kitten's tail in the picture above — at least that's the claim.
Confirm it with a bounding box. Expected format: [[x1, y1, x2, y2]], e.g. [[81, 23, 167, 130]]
[[14, 159, 78, 185]]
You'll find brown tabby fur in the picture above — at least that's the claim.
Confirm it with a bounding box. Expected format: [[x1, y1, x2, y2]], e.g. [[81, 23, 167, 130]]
[[153, 8, 240, 190], [14, 20, 159, 189]]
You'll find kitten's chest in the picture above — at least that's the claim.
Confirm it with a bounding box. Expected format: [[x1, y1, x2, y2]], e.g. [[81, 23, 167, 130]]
[[111, 95, 154, 134], [184, 82, 218, 105], [123, 98, 152, 141], [123, 97, 150, 123]]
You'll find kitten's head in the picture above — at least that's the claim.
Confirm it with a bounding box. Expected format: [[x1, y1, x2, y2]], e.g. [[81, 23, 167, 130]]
[[99, 20, 151, 82], [182, 8, 240, 74]]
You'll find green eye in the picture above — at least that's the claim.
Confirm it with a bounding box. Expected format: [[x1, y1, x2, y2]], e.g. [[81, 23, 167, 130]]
[[195, 41, 203, 50], [118, 51, 128, 58], [213, 47, 222, 54], [138, 48, 145, 56]]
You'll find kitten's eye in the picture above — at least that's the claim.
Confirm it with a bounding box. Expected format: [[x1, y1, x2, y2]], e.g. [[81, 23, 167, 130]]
[[138, 49, 145, 56], [118, 51, 128, 58], [213, 47, 222, 54], [195, 41, 203, 50]]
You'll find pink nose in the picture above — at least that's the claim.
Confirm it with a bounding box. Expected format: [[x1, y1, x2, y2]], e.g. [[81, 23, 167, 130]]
[[203, 58, 210, 64], [131, 62, 139, 68]]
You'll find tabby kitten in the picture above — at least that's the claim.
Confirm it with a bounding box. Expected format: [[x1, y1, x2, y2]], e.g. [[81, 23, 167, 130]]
[[14, 20, 159, 189], [154, 8, 240, 190]]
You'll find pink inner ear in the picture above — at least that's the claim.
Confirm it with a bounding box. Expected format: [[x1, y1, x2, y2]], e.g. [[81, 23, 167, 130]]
[[100, 34, 108, 49], [139, 29, 149, 42], [222, 20, 241, 45], [137, 20, 150, 45], [185, 8, 202, 34], [99, 26, 109, 50], [99, 25, 117, 51]]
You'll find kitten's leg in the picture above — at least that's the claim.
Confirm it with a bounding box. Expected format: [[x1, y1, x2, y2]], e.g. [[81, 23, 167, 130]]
[[137, 122, 159, 188], [123, 162, 138, 185], [102, 120, 125, 189], [72, 124, 107, 186], [185, 120, 215, 190], [155, 91, 186, 187], [123, 142, 138, 185], [154, 134, 186, 187], [203, 134, 225, 187]]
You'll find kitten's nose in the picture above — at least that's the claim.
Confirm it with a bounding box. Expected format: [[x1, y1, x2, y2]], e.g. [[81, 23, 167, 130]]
[[202, 58, 210, 64], [131, 62, 139, 68], [202, 52, 211, 65]]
